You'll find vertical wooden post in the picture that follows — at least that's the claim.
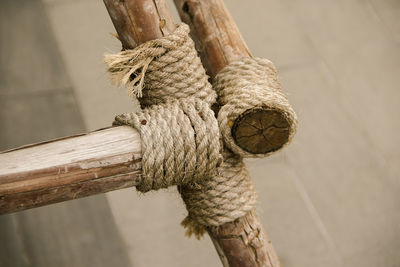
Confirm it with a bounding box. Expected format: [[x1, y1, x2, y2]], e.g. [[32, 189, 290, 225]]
[[174, 0, 282, 266], [104, 0, 176, 49], [103, 0, 281, 266]]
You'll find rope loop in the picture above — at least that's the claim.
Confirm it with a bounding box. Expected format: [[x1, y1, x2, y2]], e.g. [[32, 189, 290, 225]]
[[214, 57, 298, 158], [179, 150, 257, 239], [106, 23, 221, 193], [114, 98, 221, 192], [105, 24, 298, 238]]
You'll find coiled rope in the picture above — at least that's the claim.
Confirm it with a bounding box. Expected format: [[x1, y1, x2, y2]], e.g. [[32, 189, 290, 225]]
[[214, 57, 298, 158], [105, 23, 295, 238]]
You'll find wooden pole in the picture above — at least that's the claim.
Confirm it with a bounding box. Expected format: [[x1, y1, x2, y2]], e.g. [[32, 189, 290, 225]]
[[103, 0, 176, 49], [104, 0, 281, 266], [0, 126, 141, 214], [174, 0, 281, 266]]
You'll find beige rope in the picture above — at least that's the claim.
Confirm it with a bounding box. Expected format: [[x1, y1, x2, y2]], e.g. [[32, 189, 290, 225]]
[[104, 24, 215, 106], [180, 150, 257, 239], [213, 57, 298, 158], [113, 98, 220, 192], [105, 24, 221, 192], [104, 23, 296, 238]]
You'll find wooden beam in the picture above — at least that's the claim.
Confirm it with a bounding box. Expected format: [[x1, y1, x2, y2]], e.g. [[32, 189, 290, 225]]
[[0, 126, 141, 214], [174, 0, 281, 266]]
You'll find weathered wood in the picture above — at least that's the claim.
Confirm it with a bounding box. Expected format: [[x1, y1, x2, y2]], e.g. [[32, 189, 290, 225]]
[[209, 210, 280, 267], [174, 0, 281, 266], [105, 0, 281, 266], [0, 126, 141, 214], [175, 0, 292, 155], [103, 0, 176, 49], [103, 1, 279, 266]]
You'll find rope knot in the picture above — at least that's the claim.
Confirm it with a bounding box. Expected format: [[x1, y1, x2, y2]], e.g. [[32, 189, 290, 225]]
[[105, 24, 296, 239], [106, 23, 221, 193], [114, 98, 221, 192]]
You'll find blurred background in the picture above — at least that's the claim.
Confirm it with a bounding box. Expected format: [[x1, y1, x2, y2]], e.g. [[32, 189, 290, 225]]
[[0, 0, 399, 266]]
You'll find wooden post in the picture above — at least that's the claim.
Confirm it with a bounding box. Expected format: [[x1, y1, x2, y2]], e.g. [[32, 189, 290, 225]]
[[103, 0, 176, 48], [174, 0, 282, 266], [104, 0, 281, 266]]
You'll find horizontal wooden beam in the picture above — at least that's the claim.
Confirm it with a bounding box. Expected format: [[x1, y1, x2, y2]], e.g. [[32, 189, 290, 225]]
[[0, 126, 142, 214], [0, 0, 172, 215]]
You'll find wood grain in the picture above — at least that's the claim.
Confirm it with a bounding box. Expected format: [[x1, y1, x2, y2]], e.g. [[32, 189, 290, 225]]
[[0, 126, 142, 214], [103, 0, 175, 49], [209, 210, 280, 267]]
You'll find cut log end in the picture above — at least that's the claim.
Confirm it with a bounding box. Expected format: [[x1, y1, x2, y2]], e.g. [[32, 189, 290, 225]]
[[232, 109, 291, 155]]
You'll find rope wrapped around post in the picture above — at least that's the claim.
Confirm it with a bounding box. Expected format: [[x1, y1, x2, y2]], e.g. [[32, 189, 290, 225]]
[[179, 149, 257, 238], [214, 57, 298, 158], [179, 57, 298, 237], [104, 23, 294, 239], [106, 24, 221, 192]]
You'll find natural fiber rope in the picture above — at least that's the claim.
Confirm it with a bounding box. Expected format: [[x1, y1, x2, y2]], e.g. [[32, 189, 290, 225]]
[[113, 98, 220, 192], [179, 150, 257, 239], [105, 24, 221, 192], [104, 23, 295, 238], [104, 24, 215, 106], [213, 57, 298, 158]]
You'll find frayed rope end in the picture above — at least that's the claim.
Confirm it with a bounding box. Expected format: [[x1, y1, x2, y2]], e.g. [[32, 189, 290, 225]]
[[104, 51, 153, 98], [181, 216, 206, 240]]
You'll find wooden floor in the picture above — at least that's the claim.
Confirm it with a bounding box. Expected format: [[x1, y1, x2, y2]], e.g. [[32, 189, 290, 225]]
[[1, 0, 399, 266]]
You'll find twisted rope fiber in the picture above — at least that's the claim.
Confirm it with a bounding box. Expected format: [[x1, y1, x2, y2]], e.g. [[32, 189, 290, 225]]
[[214, 57, 298, 158], [180, 150, 257, 239], [104, 23, 259, 238], [106, 24, 220, 192], [104, 24, 215, 106], [113, 98, 220, 192]]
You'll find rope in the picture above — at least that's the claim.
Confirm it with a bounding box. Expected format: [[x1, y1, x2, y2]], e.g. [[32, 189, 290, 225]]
[[104, 24, 215, 106], [113, 98, 220, 192], [104, 23, 295, 238], [105, 24, 221, 192], [179, 150, 257, 239], [213, 57, 298, 158]]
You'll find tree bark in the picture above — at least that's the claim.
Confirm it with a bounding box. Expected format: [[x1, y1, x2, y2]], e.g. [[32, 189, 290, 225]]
[[103, 0, 176, 49]]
